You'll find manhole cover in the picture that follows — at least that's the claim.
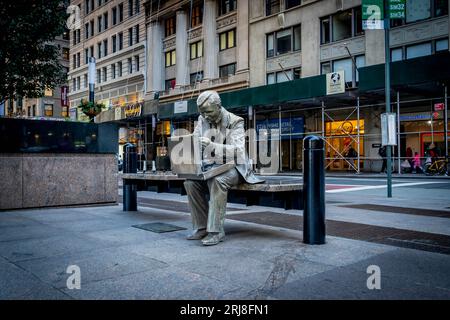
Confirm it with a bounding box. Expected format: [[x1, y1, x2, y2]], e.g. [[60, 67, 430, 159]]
[[132, 222, 187, 233]]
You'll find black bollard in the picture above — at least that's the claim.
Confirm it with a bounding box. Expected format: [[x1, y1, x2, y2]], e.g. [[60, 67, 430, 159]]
[[123, 143, 137, 211], [303, 136, 326, 244]]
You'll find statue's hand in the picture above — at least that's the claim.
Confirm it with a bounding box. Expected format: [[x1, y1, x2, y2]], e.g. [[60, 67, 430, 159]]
[[200, 137, 211, 148]]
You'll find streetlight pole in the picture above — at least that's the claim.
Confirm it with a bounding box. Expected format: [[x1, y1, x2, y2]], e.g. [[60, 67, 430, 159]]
[[384, 0, 392, 197]]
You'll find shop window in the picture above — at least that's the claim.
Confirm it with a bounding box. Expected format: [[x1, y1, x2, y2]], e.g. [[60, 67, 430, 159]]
[[165, 78, 176, 91], [190, 71, 204, 85], [165, 50, 176, 67], [267, 24, 301, 57], [406, 42, 432, 59], [165, 16, 176, 37], [219, 29, 236, 51], [44, 104, 53, 117], [266, 0, 280, 16], [435, 38, 449, 52], [219, 0, 236, 16], [285, 0, 301, 10], [190, 41, 203, 60], [321, 7, 363, 44], [191, 4, 203, 28], [219, 63, 236, 78]]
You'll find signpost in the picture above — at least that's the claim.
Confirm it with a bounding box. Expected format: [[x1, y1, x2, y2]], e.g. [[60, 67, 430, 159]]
[[362, 0, 405, 197]]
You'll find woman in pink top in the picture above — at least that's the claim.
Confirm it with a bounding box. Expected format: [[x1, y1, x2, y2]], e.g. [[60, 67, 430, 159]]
[[413, 152, 423, 173]]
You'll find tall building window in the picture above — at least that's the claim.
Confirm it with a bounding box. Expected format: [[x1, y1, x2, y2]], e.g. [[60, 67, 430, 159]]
[[90, 20, 94, 36], [266, 67, 301, 84], [320, 7, 363, 44], [119, 3, 124, 22], [135, 55, 140, 71], [103, 39, 108, 56], [266, 0, 280, 16], [112, 35, 117, 52], [112, 7, 117, 25], [77, 76, 81, 90], [63, 48, 70, 60], [191, 4, 203, 28], [72, 54, 76, 69], [103, 67, 107, 82], [406, 42, 432, 59], [266, 24, 301, 57], [103, 12, 108, 30], [190, 41, 203, 60], [134, 0, 140, 14], [111, 64, 116, 79], [128, 57, 133, 73], [165, 50, 176, 67], [219, 0, 236, 16], [85, 0, 90, 14], [128, 0, 133, 17], [97, 69, 101, 83], [128, 27, 133, 46], [135, 25, 139, 43], [84, 48, 89, 63], [190, 72, 203, 85], [321, 55, 365, 87], [77, 52, 81, 67], [165, 78, 176, 91], [84, 74, 88, 88], [90, 45, 94, 57], [97, 42, 102, 58], [85, 23, 89, 39], [98, 16, 102, 33], [165, 16, 176, 37], [219, 29, 236, 51], [285, 0, 301, 10], [118, 61, 123, 76], [118, 32, 123, 50], [219, 63, 236, 78]]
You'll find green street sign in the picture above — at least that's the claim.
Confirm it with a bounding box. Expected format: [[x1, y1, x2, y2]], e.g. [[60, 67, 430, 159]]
[[389, 0, 405, 19], [362, 0, 384, 20]]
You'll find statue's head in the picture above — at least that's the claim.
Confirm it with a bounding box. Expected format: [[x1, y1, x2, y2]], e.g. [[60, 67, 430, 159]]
[[197, 90, 222, 124]]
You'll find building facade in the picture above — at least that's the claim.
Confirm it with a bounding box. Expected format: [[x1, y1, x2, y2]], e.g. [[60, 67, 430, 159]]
[[67, 0, 146, 123]]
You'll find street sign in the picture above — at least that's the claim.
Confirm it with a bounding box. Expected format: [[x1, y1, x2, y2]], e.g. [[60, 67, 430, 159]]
[[381, 113, 397, 146], [389, 0, 405, 19], [362, 0, 384, 30]]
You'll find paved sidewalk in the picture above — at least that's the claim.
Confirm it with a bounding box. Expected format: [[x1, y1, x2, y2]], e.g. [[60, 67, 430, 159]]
[[1, 192, 449, 299]]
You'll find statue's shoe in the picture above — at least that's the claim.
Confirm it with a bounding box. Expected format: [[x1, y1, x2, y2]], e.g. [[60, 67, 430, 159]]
[[186, 229, 208, 240], [201, 232, 225, 246]]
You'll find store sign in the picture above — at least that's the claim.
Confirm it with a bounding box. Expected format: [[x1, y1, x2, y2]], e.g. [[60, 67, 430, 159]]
[[389, 0, 405, 19], [399, 112, 440, 121], [326, 71, 345, 95], [434, 103, 445, 111], [362, 0, 384, 30], [60, 86, 69, 106], [124, 103, 142, 118], [256, 117, 304, 140], [174, 101, 188, 114]]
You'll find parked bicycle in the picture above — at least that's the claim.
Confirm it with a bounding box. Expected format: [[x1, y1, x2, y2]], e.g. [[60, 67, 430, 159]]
[[424, 156, 449, 176]]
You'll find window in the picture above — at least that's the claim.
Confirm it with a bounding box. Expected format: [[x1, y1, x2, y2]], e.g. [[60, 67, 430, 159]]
[[103, 12, 108, 30], [406, 0, 430, 23], [85, 49, 89, 63], [77, 76, 81, 90], [135, 25, 139, 43], [103, 67, 107, 82], [135, 55, 140, 71], [119, 3, 124, 22], [44, 104, 53, 117], [72, 54, 76, 69], [333, 58, 353, 85], [90, 46, 94, 57], [219, 29, 236, 51], [62, 106, 68, 118], [191, 4, 203, 28], [321, 7, 363, 44], [266, 0, 280, 16], [435, 0, 448, 17], [112, 35, 117, 53], [128, 27, 133, 46], [98, 15, 102, 33], [165, 50, 176, 67], [285, 0, 301, 10], [62, 48, 70, 60], [165, 78, 176, 91], [111, 64, 116, 79], [62, 29, 70, 40], [97, 69, 101, 83], [97, 42, 102, 58], [190, 41, 203, 59], [90, 20, 94, 36], [118, 32, 123, 50], [128, 57, 133, 74], [219, 0, 236, 16], [165, 16, 176, 37], [135, 0, 140, 14], [266, 25, 301, 57], [118, 61, 123, 76], [436, 38, 449, 52], [44, 88, 53, 97], [112, 7, 117, 25], [219, 63, 236, 78], [77, 52, 81, 67], [190, 72, 203, 85], [406, 42, 432, 59], [85, 23, 89, 39], [103, 40, 108, 56], [391, 48, 403, 62], [85, 0, 90, 14], [327, 55, 364, 87], [84, 74, 88, 88], [128, 0, 133, 17]]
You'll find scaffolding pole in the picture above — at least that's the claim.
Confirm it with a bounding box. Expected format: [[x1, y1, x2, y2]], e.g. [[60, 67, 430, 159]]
[[357, 97, 360, 173]]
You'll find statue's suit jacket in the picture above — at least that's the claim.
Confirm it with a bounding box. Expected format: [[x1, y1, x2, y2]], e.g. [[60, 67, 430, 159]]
[[193, 107, 263, 184]]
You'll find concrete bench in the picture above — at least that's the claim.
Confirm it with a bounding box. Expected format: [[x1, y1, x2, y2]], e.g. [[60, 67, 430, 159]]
[[121, 173, 303, 210]]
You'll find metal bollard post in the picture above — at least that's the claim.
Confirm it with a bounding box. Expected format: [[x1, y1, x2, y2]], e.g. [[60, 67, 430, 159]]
[[303, 136, 326, 244], [123, 143, 137, 211]]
